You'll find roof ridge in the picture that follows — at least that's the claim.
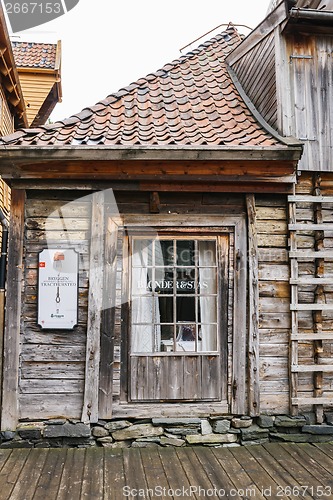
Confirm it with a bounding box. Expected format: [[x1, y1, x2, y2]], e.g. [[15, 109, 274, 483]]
[[102, 26, 239, 104]]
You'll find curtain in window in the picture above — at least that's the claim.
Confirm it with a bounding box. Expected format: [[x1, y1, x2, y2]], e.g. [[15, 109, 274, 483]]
[[198, 241, 217, 351], [131, 240, 161, 352]]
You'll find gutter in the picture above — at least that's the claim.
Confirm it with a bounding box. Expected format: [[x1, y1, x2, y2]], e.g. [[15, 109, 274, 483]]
[[289, 7, 333, 22]]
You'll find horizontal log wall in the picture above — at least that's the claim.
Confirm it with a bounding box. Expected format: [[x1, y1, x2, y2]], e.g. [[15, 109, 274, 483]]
[[257, 194, 290, 414], [19, 191, 91, 419]]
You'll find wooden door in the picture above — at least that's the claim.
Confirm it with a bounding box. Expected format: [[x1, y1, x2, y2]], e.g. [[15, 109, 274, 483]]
[[128, 234, 229, 402]]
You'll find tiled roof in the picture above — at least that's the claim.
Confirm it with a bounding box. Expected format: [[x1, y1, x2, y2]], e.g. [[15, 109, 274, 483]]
[[12, 42, 57, 69], [2, 27, 279, 147]]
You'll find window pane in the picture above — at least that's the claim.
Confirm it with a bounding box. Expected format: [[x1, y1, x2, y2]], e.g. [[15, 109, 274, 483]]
[[160, 324, 174, 352], [199, 324, 218, 352], [198, 268, 217, 295], [132, 239, 153, 266], [132, 324, 159, 353], [176, 323, 196, 352], [198, 240, 216, 266], [198, 296, 217, 321], [154, 268, 174, 293], [177, 240, 195, 266], [159, 240, 174, 266], [158, 296, 174, 323], [132, 297, 155, 324], [176, 296, 196, 322]]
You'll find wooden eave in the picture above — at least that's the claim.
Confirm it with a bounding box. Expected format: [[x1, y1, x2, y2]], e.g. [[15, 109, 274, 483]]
[[0, 145, 302, 193], [0, 6, 27, 128]]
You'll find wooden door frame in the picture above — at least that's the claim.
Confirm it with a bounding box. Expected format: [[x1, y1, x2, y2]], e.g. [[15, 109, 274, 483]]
[[119, 214, 247, 414]]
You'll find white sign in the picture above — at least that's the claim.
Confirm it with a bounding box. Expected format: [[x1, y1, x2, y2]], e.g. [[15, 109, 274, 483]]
[[38, 249, 78, 329]]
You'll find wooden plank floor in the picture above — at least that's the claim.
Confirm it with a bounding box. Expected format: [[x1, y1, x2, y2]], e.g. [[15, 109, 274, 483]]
[[0, 443, 332, 499]]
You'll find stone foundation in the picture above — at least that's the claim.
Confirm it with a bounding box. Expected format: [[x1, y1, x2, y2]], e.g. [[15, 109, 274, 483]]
[[2, 414, 333, 448]]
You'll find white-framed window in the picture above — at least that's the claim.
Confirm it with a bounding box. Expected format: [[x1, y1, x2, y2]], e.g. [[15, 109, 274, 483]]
[[130, 236, 220, 354]]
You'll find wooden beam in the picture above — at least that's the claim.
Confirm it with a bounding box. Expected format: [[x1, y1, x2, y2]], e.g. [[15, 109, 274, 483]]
[[1, 189, 25, 430], [231, 217, 247, 415], [81, 191, 105, 423], [291, 365, 333, 372], [98, 218, 118, 419], [246, 195, 260, 416], [149, 192, 160, 213], [288, 195, 333, 202]]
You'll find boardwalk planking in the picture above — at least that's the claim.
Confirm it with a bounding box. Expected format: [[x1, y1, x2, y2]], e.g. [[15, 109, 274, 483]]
[[104, 448, 126, 500], [0, 444, 332, 499], [140, 447, 170, 493], [175, 447, 215, 493], [57, 448, 85, 500], [0, 448, 30, 499], [262, 443, 325, 490], [246, 444, 314, 500], [9, 449, 49, 500], [157, 447, 193, 495], [33, 449, 66, 500], [228, 445, 281, 494], [282, 443, 333, 488], [194, 447, 242, 497], [212, 447, 266, 499]]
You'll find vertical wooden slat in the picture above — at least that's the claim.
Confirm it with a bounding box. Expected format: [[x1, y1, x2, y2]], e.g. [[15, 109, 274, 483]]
[[120, 234, 130, 402], [201, 356, 220, 400], [218, 235, 229, 402], [183, 356, 201, 400], [246, 194, 260, 416], [98, 218, 118, 419], [168, 356, 184, 400], [81, 192, 104, 423], [231, 217, 247, 415], [1, 189, 25, 430]]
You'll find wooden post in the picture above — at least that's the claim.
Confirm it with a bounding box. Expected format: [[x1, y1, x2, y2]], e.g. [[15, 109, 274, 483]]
[[98, 218, 118, 419], [232, 217, 247, 415], [289, 199, 299, 416], [246, 194, 260, 416], [82, 191, 105, 424], [1, 189, 25, 430], [313, 174, 324, 424]]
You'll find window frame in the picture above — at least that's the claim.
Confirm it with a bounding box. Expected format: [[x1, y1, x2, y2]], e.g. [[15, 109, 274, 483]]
[[119, 214, 247, 413]]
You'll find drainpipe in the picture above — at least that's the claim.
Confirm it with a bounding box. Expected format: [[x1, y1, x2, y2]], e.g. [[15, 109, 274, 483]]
[[0, 208, 8, 416]]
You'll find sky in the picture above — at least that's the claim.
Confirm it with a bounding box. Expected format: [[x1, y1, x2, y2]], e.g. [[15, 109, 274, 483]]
[[4, 0, 272, 122]]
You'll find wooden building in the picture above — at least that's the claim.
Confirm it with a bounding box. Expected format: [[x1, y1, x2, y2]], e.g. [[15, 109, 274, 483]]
[[0, 0, 331, 436], [12, 41, 62, 127]]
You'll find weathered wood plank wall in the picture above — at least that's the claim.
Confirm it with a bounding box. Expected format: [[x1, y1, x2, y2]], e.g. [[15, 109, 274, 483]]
[[257, 194, 290, 414], [18, 188, 325, 421], [282, 34, 333, 171], [230, 31, 277, 129], [19, 191, 91, 419]]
